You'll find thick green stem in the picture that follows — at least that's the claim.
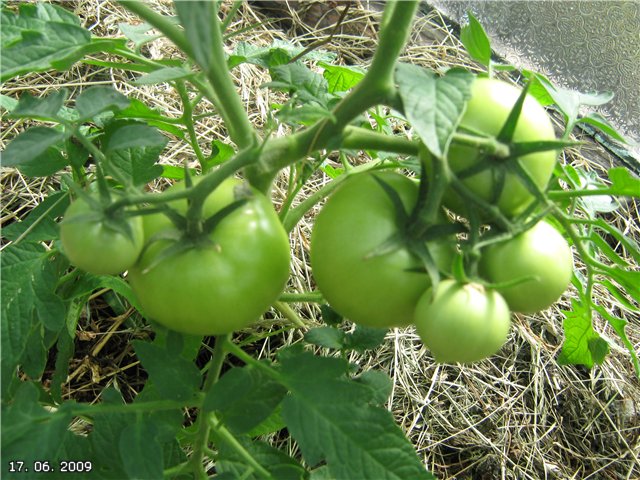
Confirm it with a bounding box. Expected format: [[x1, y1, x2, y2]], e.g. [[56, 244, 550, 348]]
[[190, 333, 231, 478], [341, 126, 420, 155], [204, 4, 257, 149]]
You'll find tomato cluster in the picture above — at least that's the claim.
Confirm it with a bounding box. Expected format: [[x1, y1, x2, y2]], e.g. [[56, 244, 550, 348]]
[[310, 78, 573, 364], [61, 178, 290, 336]]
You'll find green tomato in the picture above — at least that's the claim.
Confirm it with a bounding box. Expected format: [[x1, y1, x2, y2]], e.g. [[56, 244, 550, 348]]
[[478, 220, 573, 313], [60, 196, 144, 275], [414, 280, 511, 363], [310, 171, 454, 328], [440, 77, 557, 217], [128, 178, 290, 336]]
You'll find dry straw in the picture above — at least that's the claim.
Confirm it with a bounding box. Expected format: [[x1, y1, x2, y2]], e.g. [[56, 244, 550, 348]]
[[1, 1, 638, 478]]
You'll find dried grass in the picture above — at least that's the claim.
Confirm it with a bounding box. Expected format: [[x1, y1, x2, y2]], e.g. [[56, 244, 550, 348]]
[[1, 1, 639, 479]]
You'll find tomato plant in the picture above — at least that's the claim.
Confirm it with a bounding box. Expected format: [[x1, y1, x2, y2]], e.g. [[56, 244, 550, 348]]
[[414, 280, 512, 363], [478, 220, 574, 313], [311, 171, 453, 328], [2, 2, 638, 479], [441, 77, 558, 217], [60, 196, 144, 275], [128, 178, 291, 336]]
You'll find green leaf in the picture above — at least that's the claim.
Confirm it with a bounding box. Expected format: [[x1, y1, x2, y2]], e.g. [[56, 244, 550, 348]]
[[175, 1, 215, 73], [133, 66, 193, 85], [0, 3, 91, 82], [203, 139, 235, 171], [216, 435, 307, 480], [1, 382, 74, 467], [577, 112, 628, 143], [304, 326, 347, 350], [346, 325, 388, 352], [203, 364, 287, 434], [266, 62, 331, 105], [279, 350, 433, 479], [1, 243, 65, 395], [320, 304, 343, 326], [460, 11, 492, 67], [105, 123, 166, 185], [594, 306, 639, 377], [114, 98, 186, 139], [395, 63, 473, 158], [245, 406, 286, 437], [229, 40, 335, 69], [2, 191, 69, 243], [132, 340, 201, 401], [75, 86, 130, 121], [608, 167, 640, 197], [2, 126, 69, 168], [557, 299, 609, 368], [320, 62, 365, 93], [118, 21, 159, 50], [118, 416, 164, 480], [20, 145, 70, 178], [9, 89, 68, 121], [354, 370, 393, 406]]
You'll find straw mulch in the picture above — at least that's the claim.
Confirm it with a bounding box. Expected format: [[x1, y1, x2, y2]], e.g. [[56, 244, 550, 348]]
[[1, 1, 638, 479]]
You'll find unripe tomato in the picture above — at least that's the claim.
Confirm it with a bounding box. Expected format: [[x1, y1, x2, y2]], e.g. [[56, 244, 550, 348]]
[[60, 196, 144, 275], [128, 178, 291, 336], [414, 280, 511, 363], [310, 171, 455, 328], [440, 77, 557, 217], [478, 220, 573, 313]]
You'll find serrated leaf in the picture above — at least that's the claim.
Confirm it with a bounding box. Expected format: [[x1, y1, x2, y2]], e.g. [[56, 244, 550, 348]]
[[557, 299, 608, 368], [1, 382, 74, 464], [9, 89, 68, 121], [104, 123, 166, 185], [203, 139, 235, 171], [133, 340, 201, 401], [396, 63, 473, 158], [75, 86, 130, 121], [1, 3, 91, 81], [1, 243, 65, 394], [2, 126, 69, 168], [320, 304, 343, 326], [118, 21, 159, 50], [346, 326, 388, 352], [216, 435, 307, 480], [354, 370, 393, 406], [279, 351, 433, 479], [245, 407, 286, 437], [119, 416, 164, 480], [203, 365, 287, 434], [320, 62, 365, 93], [266, 63, 330, 105], [2, 191, 69, 243], [304, 327, 347, 350], [460, 11, 491, 66], [133, 66, 193, 85]]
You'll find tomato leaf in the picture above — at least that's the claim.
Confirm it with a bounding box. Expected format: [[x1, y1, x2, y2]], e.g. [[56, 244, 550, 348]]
[[345, 325, 387, 352], [557, 299, 609, 368], [75, 86, 130, 121], [576, 112, 629, 144], [2, 126, 70, 168], [216, 435, 307, 479], [132, 340, 202, 402], [174, 1, 215, 73], [133, 66, 193, 85], [304, 326, 347, 350], [279, 350, 434, 479], [0, 3, 91, 81], [459, 11, 492, 67], [608, 167, 640, 198], [9, 89, 69, 121], [395, 63, 473, 158], [118, 416, 164, 480], [2, 191, 69, 243], [320, 62, 365, 93], [1, 243, 65, 396], [203, 365, 287, 435]]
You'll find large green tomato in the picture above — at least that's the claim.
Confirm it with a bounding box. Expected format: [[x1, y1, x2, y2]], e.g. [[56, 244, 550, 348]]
[[478, 220, 573, 313], [128, 178, 290, 336], [414, 280, 511, 363], [441, 77, 557, 217], [310, 171, 454, 328], [60, 196, 144, 275]]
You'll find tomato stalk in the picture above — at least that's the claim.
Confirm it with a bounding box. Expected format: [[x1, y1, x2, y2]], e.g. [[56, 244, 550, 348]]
[[190, 333, 231, 479]]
